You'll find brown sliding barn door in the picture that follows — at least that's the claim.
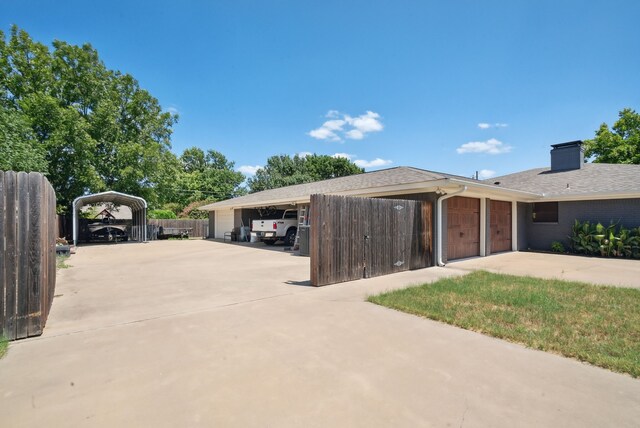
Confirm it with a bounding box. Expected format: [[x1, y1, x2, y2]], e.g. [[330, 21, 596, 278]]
[[490, 200, 512, 253], [447, 196, 480, 260]]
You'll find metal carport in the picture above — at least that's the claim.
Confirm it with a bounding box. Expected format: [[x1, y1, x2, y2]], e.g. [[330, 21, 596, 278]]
[[72, 191, 147, 246]]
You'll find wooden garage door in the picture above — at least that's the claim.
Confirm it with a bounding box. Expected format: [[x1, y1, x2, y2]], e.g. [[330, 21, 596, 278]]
[[447, 196, 480, 260], [490, 200, 512, 253]]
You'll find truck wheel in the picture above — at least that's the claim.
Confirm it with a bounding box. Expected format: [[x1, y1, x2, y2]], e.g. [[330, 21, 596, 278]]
[[263, 240, 276, 246], [284, 229, 296, 246]]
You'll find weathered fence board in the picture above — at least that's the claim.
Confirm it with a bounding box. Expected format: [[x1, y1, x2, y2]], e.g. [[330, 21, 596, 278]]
[[0, 171, 57, 341], [16, 172, 30, 339], [310, 194, 432, 287], [147, 219, 209, 239], [0, 173, 5, 333]]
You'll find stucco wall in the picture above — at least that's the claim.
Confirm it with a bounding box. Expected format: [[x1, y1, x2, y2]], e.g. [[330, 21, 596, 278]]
[[520, 198, 640, 251]]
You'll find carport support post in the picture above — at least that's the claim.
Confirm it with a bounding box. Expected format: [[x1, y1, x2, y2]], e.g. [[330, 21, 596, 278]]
[[72, 197, 80, 247], [143, 206, 147, 242]]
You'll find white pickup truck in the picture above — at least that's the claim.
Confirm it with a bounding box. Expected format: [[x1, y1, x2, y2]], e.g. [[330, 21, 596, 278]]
[[251, 209, 298, 246]]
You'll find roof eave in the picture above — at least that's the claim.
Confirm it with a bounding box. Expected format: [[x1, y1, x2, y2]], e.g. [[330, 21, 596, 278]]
[[540, 191, 640, 202]]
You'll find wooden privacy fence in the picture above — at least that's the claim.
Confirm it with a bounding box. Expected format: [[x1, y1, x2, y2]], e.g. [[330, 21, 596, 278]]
[[0, 171, 57, 340], [147, 218, 209, 239], [310, 194, 432, 286]]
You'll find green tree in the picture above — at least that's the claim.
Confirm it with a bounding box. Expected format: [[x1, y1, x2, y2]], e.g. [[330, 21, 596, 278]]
[[172, 147, 246, 206], [584, 108, 640, 164], [0, 26, 180, 210], [247, 154, 364, 193], [0, 107, 47, 172]]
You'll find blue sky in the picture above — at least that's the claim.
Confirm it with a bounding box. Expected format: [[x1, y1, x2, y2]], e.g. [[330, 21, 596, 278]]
[[2, 0, 639, 180]]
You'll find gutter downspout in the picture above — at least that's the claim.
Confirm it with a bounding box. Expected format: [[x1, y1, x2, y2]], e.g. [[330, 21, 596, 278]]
[[436, 185, 467, 266]]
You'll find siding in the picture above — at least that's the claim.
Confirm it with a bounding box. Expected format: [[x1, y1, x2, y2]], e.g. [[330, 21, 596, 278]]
[[521, 198, 640, 251], [517, 202, 529, 250]]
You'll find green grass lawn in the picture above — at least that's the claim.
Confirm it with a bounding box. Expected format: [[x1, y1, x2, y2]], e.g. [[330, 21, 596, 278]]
[[368, 271, 640, 377], [56, 254, 71, 269], [0, 335, 7, 359]]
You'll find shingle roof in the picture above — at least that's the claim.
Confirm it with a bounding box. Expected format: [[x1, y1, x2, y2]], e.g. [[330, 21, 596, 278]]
[[484, 163, 640, 197], [200, 167, 467, 210]]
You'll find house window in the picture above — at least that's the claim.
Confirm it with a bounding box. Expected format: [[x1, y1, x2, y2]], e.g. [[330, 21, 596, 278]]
[[532, 202, 558, 223]]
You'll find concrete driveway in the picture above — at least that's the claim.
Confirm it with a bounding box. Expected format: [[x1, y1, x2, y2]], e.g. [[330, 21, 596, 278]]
[[1, 241, 639, 427], [447, 251, 640, 288]]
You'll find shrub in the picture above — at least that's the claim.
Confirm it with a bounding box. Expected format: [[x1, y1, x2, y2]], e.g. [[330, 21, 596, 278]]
[[148, 209, 177, 219], [569, 220, 640, 259], [550, 241, 565, 253]]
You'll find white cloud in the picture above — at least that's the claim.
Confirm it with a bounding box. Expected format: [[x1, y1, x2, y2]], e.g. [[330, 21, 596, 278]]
[[478, 122, 508, 129], [308, 110, 384, 142], [297, 151, 313, 158], [308, 126, 341, 142], [345, 129, 364, 140], [165, 106, 179, 115], [354, 158, 392, 168], [332, 152, 353, 160], [345, 111, 383, 133], [237, 165, 261, 175], [477, 169, 496, 179], [456, 138, 512, 155], [322, 119, 346, 131]]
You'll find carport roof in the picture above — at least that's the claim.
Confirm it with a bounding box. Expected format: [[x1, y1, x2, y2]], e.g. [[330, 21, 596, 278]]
[[73, 191, 147, 212], [200, 166, 538, 210]]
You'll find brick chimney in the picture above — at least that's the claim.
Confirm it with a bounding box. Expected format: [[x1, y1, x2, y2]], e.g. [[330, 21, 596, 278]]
[[550, 141, 584, 171]]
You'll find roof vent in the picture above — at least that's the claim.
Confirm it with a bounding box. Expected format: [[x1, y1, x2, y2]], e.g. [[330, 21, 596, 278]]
[[550, 140, 584, 171]]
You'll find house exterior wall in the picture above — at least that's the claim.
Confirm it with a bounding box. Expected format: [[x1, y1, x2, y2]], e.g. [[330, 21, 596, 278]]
[[208, 211, 215, 238], [485, 199, 491, 256], [239, 209, 262, 229], [517, 202, 529, 250], [520, 198, 640, 251]]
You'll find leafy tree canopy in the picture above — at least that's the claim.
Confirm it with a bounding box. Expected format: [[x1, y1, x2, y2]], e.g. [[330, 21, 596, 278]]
[[584, 108, 640, 164], [0, 107, 47, 171], [170, 147, 246, 207], [247, 154, 364, 193], [0, 25, 178, 210]]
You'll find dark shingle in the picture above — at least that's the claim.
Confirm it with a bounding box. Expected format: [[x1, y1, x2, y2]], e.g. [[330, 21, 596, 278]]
[[201, 166, 463, 210], [485, 163, 640, 197]]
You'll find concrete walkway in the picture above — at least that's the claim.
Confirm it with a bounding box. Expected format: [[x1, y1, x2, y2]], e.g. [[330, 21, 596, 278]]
[[1, 241, 638, 427], [447, 251, 640, 288]]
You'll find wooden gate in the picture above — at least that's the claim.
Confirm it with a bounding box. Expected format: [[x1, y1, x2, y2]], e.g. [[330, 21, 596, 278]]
[[447, 196, 480, 260], [310, 194, 432, 286], [490, 200, 512, 253], [1, 171, 57, 340]]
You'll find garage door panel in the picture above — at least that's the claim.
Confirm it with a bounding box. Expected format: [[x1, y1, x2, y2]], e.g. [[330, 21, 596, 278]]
[[447, 196, 480, 260], [490, 200, 512, 253], [214, 210, 234, 239]]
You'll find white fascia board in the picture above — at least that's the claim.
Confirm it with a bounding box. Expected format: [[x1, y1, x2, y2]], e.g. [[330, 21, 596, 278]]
[[539, 191, 640, 202], [447, 178, 541, 200]]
